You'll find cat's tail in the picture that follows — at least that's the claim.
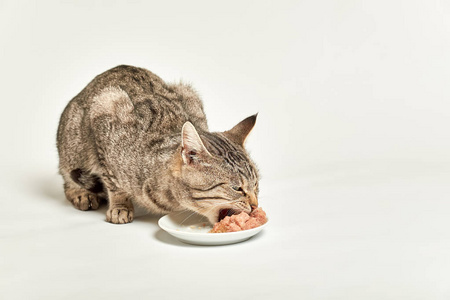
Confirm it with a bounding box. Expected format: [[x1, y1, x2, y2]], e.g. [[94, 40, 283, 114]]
[[70, 168, 105, 194]]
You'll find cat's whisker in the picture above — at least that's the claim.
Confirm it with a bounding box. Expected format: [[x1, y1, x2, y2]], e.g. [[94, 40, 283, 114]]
[[179, 210, 201, 226]]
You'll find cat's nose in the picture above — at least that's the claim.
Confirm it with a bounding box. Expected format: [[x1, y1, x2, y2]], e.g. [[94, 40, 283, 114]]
[[248, 192, 258, 208]]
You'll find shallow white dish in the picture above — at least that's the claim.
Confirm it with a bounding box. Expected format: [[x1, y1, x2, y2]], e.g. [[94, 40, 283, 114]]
[[158, 210, 268, 246]]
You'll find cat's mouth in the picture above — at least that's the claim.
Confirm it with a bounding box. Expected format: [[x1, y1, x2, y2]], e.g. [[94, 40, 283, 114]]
[[218, 208, 235, 222], [217, 206, 257, 222], [202, 206, 250, 224]]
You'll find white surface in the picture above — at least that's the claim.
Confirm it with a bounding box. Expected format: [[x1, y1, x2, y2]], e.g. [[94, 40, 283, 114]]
[[2, 164, 450, 299], [158, 211, 268, 246], [1, 0, 450, 299]]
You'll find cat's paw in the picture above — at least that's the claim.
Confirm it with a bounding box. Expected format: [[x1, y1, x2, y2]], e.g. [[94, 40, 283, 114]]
[[66, 189, 102, 211], [106, 207, 134, 224]]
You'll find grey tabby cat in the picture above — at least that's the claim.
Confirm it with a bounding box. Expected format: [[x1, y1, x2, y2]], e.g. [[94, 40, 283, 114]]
[[57, 65, 259, 225]]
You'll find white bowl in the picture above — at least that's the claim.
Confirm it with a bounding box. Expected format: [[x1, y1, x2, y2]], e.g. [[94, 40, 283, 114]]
[[158, 210, 268, 246]]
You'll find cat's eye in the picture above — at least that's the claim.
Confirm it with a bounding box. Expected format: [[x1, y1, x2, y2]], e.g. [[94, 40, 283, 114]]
[[232, 186, 245, 194]]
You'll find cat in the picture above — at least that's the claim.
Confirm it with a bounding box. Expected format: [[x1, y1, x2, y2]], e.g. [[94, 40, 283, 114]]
[[57, 65, 259, 225]]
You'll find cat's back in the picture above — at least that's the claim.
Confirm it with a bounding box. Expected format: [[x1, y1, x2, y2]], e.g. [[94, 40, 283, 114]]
[[76, 65, 176, 107], [61, 65, 208, 135]]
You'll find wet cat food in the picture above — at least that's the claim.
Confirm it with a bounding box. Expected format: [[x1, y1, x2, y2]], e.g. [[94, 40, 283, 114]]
[[209, 207, 267, 233]]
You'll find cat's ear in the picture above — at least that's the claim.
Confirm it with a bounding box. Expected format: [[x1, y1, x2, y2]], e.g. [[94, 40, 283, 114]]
[[181, 122, 211, 164], [224, 114, 257, 147]]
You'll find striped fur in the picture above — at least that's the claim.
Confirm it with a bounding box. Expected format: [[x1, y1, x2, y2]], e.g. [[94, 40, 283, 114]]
[[57, 65, 259, 224]]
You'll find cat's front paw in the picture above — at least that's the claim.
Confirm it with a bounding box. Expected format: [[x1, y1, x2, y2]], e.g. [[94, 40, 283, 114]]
[[106, 207, 134, 224]]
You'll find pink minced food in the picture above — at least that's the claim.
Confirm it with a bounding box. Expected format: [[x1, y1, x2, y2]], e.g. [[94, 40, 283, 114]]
[[209, 207, 267, 233]]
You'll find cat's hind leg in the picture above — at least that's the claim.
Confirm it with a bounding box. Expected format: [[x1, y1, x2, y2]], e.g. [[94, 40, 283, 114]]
[[87, 87, 136, 224], [62, 169, 106, 211]]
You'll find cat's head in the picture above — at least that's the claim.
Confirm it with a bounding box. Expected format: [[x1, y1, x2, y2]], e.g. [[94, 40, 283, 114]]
[[175, 115, 259, 224]]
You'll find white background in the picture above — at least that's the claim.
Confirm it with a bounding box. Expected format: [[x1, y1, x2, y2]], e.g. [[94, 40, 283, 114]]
[[1, 0, 449, 299]]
